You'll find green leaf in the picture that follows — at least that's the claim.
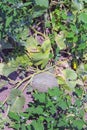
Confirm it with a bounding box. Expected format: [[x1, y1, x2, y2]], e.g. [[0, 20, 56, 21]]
[[66, 32, 75, 38], [25, 36, 38, 48], [75, 99, 82, 107], [6, 16, 13, 27], [63, 69, 77, 91], [26, 105, 43, 115], [7, 89, 25, 113], [48, 87, 62, 97], [41, 38, 51, 52], [78, 12, 87, 23], [13, 123, 20, 130], [26, 36, 51, 69], [55, 32, 66, 50], [22, 2, 32, 7], [63, 69, 77, 80], [66, 80, 77, 91], [59, 101, 68, 110], [21, 124, 26, 130], [34, 93, 46, 103], [72, 0, 84, 11], [33, 7, 46, 18], [77, 43, 86, 50], [0, 62, 17, 76], [31, 120, 44, 130], [8, 112, 20, 121], [58, 116, 67, 127], [19, 27, 29, 41], [57, 76, 66, 85], [35, 106, 43, 114], [75, 87, 83, 97], [73, 119, 84, 130], [10, 95, 25, 113], [35, 0, 49, 8]]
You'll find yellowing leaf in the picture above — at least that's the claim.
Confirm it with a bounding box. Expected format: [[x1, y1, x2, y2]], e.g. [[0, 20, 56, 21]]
[[25, 36, 51, 69], [55, 32, 66, 50], [0, 63, 17, 76], [41, 37, 51, 52]]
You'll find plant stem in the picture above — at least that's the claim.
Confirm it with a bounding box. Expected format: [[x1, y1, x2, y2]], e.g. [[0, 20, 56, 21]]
[[30, 26, 46, 39]]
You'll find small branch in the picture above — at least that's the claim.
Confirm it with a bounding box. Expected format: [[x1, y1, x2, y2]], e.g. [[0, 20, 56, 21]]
[[22, 75, 33, 92], [15, 65, 56, 89], [15, 75, 32, 89], [30, 26, 46, 39], [2, 65, 56, 105], [2, 96, 8, 106]]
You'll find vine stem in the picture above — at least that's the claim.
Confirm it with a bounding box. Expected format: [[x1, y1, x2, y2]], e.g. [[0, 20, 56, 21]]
[[30, 26, 46, 39], [2, 96, 8, 106], [22, 75, 34, 92], [16, 64, 56, 89], [2, 65, 56, 105]]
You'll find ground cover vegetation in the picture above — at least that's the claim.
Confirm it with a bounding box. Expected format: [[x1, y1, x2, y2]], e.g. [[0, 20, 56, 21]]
[[0, 0, 87, 129]]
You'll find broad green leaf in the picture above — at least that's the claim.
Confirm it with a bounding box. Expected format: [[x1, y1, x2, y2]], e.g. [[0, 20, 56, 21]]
[[57, 76, 66, 85], [0, 63, 16, 76], [31, 120, 44, 130], [66, 32, 75, 38], [59, 101, 68, 110], [7, 89, 22, 104], [55, 32, 66, 50], [77, 43, 86, 50], [22, 2, 32, 7], [78, 12, 87, 23], [73, 119, 84, 130], [63, 69, 77, 80], [66, 80, 77, 91], [35, 0, 49, 8], [62, 69, 77, 90], [11, 54, 32, 68], [25, 36, 38, 48], [21, 124, 26, 130], [8, 112, 20, 121], [48, 87, 62, 97], [26, 36, 51, 69], [40, 58, 49, 69], [33, 7, 46, 18], [26, 125, 31, 129], [34, 93, 46, 103], [13, 123, 20, 130], [7, 89, 25, 113], [34, 106, 43, 114], [41, 37, 51, 52], [72, 0, 84, 11], [10, 95, 25, 113]]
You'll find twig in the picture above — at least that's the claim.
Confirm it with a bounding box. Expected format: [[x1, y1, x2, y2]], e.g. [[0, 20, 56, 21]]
[[22, 75, 33, 92], [15, 75, 32, 89], [2, 96, 8, 106], [22, 65, 56, 92], [30, 26, 46, 39], [2, 65, 56, 105], [16, 64, 56, 89]]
